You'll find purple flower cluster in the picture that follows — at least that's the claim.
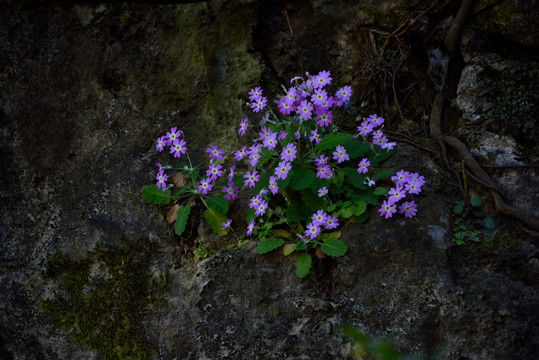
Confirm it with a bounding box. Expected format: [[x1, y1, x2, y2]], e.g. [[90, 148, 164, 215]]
[[355, 114, 396, 150], [378, 170, 425, 219], [304, 209, 339, 240]]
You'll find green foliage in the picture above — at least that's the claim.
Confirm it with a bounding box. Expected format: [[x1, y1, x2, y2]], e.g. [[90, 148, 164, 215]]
[[174, 205, 191, 236], [256, 238, 285, 254], [320, 238, 348, 257], [141, 185, 171, 204], [206, 195, 229, 214], [194, 246, 214, 260], [296, 253, 312, 278], [451, 196, 495, 245], [40, 237, 166, 360], [204, 209, 228, 236]]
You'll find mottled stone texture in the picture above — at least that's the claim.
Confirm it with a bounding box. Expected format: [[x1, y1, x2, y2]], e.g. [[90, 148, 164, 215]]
[[1, 1, 538, 359]]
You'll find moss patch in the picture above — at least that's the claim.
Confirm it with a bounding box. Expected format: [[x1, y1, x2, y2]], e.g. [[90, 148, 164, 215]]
[[40, 237, 167, 360]]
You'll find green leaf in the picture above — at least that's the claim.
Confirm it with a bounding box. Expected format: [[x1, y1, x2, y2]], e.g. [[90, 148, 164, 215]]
[[295, 240, 307, 251], [206, 195, 229, 214], [375, 170, 394, 180], [453, 204, 464, 215], [369, 148, 395, 166], [470, 197, 482, 207], [317, 132, 353, 151], [352, 201, 367, 216], [174, 205, 191, 236], [321, 238, 348, 257], [296, 253, 312, 278], [172, 185, 192, 200], [287, 199, 311, 223], [256, 238, 285, 254], [483, 217, 496, 229], [373, 187, 388, 196], [204, 209, 228, 236], [254, 171, 272, 194], [341, 167, 367, 189], [301, 189, 327, 212], [344, 140, 369, 159], [290, 166, 315, 191], [141, 185, 171, 204]]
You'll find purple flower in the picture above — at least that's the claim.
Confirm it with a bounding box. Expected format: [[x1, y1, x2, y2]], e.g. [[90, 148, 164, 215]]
[[166, 127, 182, 145], [296, 100, 313, 121], [333, 145, 349, 163], [378, 200, 397, 219], [238, 118, 249, 136], [263, 133, 278, 150], [305, 222, 321, 240], [255, 200, 268, 216], [198, 178, 213, 195], [156, 169, 168, 191], [336, 85, 352, 102], [279, 130, 288, 140], [222, 181, 239, 201], [244, 170, 260, 188], [222, 219, 232, 230], [249, 194, 263, 209], [325, 216, 339, 229], [367, 114, 385, 127], [314, 155, 329, 167], [156, 136, 166, 152], [392, 170, 410, 186], [294, 132, 301, 140], [308, 129, 321, 144], [409, 173, 426, 187], [405, 182, 421, 195], [278, 98, 293, 115], [316, 110, 333, 127], [318, 187, 328, 197], [372, 130, 384, 140], [275, 161, 292, 180], [234, 146, 248, 161], [206, 163, 224, 180], [281, 143, 297, 162], [311, 210, 328, 227], [170, 138, 187, 158], [399, 201, 417, 218], [311, 88, 328, 105], [316, 164, 332, 179], [206, 145, 224, 161], [246, 220, 256, 236], [357, 158, 370, 174], [313, 70, 332, 88], [357, 121, 374, 138], [388, 185, 406, 203], [381, 141, 396, 150], [268, 175, 279, 195], [248, 87, 263, 101], [285, 86, 297, 103], [251, 97, 268, 113], [228, 165, 236, 180]]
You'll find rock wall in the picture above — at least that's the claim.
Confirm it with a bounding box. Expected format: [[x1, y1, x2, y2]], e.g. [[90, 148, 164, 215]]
[[1, 1, 538, 359]]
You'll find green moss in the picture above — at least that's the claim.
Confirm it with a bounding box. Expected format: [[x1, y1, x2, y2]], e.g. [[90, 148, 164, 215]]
[[40, 237, 167, 360]]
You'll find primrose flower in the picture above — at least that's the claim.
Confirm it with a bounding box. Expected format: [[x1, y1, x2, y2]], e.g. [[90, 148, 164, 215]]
[[222, 181, 239, 201], [156, 169, 168, 191], [244, 170, 260, 188], [234, 146, 248, 161], [281, 143, 297, 162], [227, 165, 236, 180], [312, 210, 328, 227], [318, 96, 335, 111], [206, 163, 224, 180], [255, 200, 268, 216], [251, 97, 268, 113], [275, 161, 292, 180], [268, 175, 279, 195], [367, 114, 385, 127], [279, 130, 288, 140], [313, 70, 332, 88], [336, 85, 352, 102], [314, 155, 329, 167], [166, 127, 182, 145], [246, 220, 256, 236], [248, 87, 263, 101], [222, 219, 232, 230], [249, 194, 263, 209], [325, 216, 339, 230], [405, 181, 422, 195], [198, 178, 213, 195], [378, 199, 397, 219], [392, 170, 410, 186], [357, 158, 370, 174], [305, 222, 321, 240], [171, 138, 187, 158], [381, 141, 397, 150], [278, 98, 294, 115], [316, 164, 333, 179], [308, 129, 321, 144], [333, 145, 349, 163], [238, 118, 249, 136], [399, 201, 417, 218], [388, 185, 406, 203], [318, 186, 328, 197], [311, 88, 328, 105], [296, 100, 313, 121], [263, 133, 278, 150], [206, 145, 225, 162], [316, 110, 333, 127], [285, 87, 297, 102], [357, 121, 374, 138], [156, 136, 166, 152], [409, 173, 426, 187]]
